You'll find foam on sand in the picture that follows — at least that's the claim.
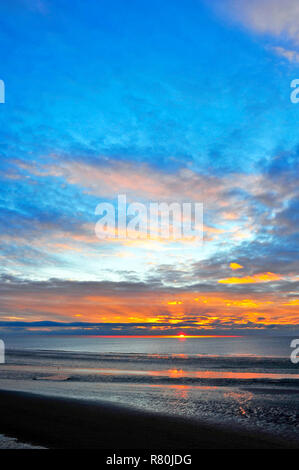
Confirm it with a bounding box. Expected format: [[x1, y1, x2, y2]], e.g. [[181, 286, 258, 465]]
[[0, 433, 45, 449]]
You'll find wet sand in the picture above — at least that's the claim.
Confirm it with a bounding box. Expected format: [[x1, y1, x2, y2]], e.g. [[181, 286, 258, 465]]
[[0, 389, 296, 449]]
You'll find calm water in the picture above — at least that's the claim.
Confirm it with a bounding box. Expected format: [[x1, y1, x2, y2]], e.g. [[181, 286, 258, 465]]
[[0, 335, 298, 444], [2, 334, 297, 356]]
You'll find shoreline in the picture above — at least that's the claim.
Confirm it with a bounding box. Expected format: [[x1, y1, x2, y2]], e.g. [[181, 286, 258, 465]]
[[0, 389, 297, 449]]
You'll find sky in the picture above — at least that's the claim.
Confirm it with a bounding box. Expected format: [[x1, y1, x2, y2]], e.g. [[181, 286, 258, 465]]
[[0, 0, 298, 336]]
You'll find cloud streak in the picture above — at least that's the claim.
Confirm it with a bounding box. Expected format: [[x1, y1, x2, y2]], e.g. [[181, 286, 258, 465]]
[[219, 0, 299, 42], [212, 0, 299, 63]]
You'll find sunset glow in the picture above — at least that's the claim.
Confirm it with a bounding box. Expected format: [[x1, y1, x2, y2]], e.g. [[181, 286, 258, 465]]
[[0, 0, 298, 339]]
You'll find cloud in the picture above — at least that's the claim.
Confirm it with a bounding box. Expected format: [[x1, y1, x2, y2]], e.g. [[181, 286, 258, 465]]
[[218, 272, 282, 284], [230, 262, 243, 270], [211, 0, 299, 63], [1, 153, 298, 293], [221, 0, 299, 43], [15, 157, 225, 203], [0, 319, 298, 336], [271, 46, 299, 63], [11, 154, 299, 247], [0, 274, 298, 332]]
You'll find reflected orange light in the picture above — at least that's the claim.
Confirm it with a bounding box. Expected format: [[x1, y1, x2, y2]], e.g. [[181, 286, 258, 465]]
[[168, 369, 185, 377], [78, 334, 243, 339]]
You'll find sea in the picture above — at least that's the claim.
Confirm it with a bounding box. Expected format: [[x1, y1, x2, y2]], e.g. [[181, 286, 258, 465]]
[[0, 335, 298, 447]]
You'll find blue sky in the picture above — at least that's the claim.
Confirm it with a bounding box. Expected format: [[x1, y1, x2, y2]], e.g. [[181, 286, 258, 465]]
[[0, 0, 298, 335]]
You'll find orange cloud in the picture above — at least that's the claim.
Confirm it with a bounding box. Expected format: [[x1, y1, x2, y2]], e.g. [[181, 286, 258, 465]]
[[283, 299, 299, 306], [218, 272, 282, 284], [1, 279, 298, 329], [230, 262, 243, 270]]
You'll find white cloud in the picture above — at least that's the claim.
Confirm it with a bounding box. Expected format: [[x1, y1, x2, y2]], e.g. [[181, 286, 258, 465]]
[[209, 0, 299, 63], [223, 0, 299, 43], [272, 46, 299, 63]]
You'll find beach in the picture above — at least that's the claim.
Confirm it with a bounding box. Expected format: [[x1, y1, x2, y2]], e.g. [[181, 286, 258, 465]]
[[0, 389, 295, 449], [0, 336, 298, 449]]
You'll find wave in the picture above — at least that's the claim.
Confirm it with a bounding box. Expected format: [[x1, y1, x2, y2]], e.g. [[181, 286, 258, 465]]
[[6, 348, 299, 372]]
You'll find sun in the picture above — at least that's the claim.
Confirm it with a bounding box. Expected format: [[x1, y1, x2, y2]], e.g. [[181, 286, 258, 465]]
[[178, 334, 185, 338]]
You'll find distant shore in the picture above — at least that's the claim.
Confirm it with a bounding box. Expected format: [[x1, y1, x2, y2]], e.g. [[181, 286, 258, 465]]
[[0, 389, 296, 449]]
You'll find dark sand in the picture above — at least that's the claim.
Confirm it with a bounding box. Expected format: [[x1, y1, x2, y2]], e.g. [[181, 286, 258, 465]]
[[0, 390, 296, 449]]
